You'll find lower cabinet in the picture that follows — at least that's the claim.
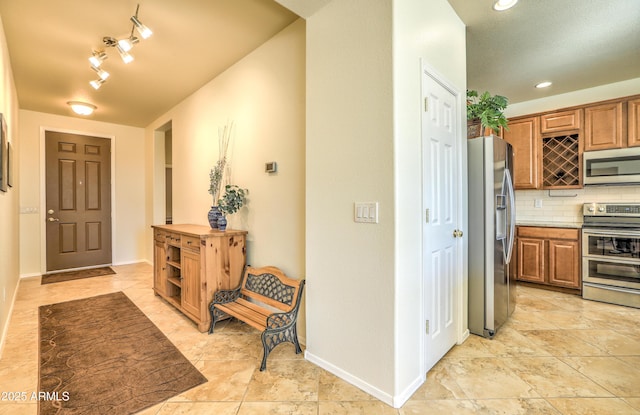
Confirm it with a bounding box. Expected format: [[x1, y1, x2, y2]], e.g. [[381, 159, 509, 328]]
[[152, 224, 247, 331], [516, 226, 580, 290]]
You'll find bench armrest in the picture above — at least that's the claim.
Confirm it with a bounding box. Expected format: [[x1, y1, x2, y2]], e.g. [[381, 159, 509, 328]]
[[210, 287, 241, 308], [266, 310, 296, 330]]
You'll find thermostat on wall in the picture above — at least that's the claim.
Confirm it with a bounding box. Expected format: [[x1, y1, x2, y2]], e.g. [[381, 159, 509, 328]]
[[265, 162, 277, 173]]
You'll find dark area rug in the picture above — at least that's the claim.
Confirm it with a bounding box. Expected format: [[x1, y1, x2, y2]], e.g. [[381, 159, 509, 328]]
[[38, 292, 207, 415], [41, 267, 116, 285]]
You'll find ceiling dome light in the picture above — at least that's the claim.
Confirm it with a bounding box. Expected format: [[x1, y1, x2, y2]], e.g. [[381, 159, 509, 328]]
[[535, 81, 553, 89], [68, 101, 97, 116], [493, 0, 518, 11]]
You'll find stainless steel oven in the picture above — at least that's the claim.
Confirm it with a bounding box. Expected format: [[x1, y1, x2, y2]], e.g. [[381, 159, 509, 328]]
[[582, 203, 640, 308]]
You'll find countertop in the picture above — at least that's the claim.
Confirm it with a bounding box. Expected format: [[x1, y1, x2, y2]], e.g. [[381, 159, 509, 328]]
[[516, 221, 583, 229]]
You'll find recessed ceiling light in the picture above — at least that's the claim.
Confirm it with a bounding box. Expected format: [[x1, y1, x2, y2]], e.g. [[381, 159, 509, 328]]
[[67, 101, 97, 116], [535, 81, 553, 89], [493, 0, 518, 11]]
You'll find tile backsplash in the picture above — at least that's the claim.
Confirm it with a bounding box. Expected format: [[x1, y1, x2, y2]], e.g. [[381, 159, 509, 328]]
[[515, 186, 640, 224]]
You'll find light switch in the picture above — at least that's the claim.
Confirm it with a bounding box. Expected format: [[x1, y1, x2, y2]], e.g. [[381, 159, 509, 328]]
[[354, 202, 378, 223]]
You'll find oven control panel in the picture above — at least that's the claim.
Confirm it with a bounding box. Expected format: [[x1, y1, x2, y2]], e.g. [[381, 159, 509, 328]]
[[583, 203, 640, 217]]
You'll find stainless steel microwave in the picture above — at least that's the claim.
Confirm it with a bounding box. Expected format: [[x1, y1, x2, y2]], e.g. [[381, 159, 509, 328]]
[[584, 147, 640, 185]]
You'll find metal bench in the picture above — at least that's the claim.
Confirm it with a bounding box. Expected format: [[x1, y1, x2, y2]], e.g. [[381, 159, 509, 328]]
[[208, 265, 305, 371]]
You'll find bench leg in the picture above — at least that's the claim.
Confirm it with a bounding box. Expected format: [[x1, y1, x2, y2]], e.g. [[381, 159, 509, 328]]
[[260, 325, 302, 371], [208, 306, 224, 334]]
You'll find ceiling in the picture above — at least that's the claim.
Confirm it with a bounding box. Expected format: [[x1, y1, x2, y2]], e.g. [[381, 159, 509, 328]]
[[0, 1, 638, 127], [447, 0, 640, 105]]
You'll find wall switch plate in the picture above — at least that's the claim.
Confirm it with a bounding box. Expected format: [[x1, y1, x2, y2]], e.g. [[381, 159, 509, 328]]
[[534, 199, 543, 208], [354, 202, 378, 223]]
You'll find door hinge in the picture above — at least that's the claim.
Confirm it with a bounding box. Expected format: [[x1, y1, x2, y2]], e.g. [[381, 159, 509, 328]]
[[424, 97, 429, 112], [426, 320, 430, 334], [425, 208, 430, 223]]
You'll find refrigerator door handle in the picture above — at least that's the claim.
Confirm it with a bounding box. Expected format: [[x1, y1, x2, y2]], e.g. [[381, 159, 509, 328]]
[[504, 167, 516, 264]]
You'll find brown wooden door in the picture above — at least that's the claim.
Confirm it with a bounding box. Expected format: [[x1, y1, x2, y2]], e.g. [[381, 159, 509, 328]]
[[503, 116, 539, 189], [584, 102, 625, 150], [517, 237, 545, 283], [628, 98, 640, 147], [45, 131, 112, 271], [181, 249, 201, 319], [548, 239, 580, 288]]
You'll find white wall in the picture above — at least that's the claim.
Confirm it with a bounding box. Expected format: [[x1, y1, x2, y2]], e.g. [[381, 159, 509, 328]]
[[392, 0, 466, 404], [0, 16, 20, 355], [145, 20, 306, 331], [306, 0, 466, 407], [18, 110, 146, 276]]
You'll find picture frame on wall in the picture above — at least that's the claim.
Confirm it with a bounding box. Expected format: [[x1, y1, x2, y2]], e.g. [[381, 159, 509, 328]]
[[0, 114, 7, 192]]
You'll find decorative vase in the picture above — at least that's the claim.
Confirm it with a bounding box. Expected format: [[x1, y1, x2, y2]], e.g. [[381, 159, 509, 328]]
[[208, 206, 221, 229], [217, 215, 227, 231]]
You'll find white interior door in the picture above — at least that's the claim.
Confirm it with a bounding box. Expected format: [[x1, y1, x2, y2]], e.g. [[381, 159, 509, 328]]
[[421, 68, 460, 373]]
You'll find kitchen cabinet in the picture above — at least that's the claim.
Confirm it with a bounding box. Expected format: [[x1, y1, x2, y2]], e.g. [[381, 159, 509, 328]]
[[503, 116, 539, 189], [584, 101, 625, 151], [516, 226, 580, 291], [628, 98, 640, 147], [152, 224, 247, 331], [540, 109, 581, 133]]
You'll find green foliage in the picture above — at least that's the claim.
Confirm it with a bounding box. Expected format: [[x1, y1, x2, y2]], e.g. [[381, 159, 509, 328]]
[[467, 90, 509, 134], [218, 184, 248, 216]]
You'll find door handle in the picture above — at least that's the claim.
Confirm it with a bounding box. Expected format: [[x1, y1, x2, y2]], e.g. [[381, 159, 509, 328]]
[[48, 217, 60, 222], [453, 229, 463, 238]]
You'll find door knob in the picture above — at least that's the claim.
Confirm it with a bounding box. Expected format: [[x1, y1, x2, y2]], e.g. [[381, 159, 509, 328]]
[[453, 229, 463, 238], [48, 209, 55, 214], [48, 217, 60, 222]]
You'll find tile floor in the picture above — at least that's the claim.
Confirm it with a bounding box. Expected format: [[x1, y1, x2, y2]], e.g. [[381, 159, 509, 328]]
[[1, 262, 639, 414]]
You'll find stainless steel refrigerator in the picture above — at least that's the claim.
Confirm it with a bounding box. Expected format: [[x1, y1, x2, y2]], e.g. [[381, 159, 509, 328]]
[[468, 135, 516, 338]]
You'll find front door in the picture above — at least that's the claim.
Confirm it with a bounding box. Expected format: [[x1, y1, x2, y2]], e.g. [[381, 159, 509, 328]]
[[421, 68, 460, 372], [45, 131, 112, 271]]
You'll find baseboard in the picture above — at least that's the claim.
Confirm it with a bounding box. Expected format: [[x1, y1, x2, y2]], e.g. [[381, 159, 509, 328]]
[[458, 328, 470, 344], [304, 351, 395, 407], [393, 373, 425, 408], [0, 277, 21, 359], [20, 272, 41, 279], [112, 259, 151, 266]]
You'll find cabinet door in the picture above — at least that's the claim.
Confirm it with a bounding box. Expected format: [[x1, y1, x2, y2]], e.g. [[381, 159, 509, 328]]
[[540, 110, 581, 133], [517, 237, 545, 283], [628, 98, 640, 147], [181, 249, 202, 319], [548, 239, 580, 288], [503, 117, 539, 189], [153, 239, 167, 296], [584, 102, 625, 150]]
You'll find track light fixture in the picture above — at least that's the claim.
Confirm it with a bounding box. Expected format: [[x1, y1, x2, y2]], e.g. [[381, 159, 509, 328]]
[[85, 4, 152, 89]]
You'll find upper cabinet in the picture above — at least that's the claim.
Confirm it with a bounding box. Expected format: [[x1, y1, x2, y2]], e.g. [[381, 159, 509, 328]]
[[584, 101, 625, 151], [628, 98, 640, 147], [540, 109, 581, 133], [503, 116, 539, 189]]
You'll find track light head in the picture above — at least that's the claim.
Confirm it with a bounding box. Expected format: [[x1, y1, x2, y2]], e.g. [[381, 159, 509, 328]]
[[91, 65, 109, 80], [115, 44, 134, 63], [130, 15, 152, 39], [88, 51, 107, 67], [90, 78, 106, 90], [117, 37, 139, 53]]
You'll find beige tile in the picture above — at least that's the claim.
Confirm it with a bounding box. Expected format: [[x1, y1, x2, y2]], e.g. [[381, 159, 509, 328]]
[[156, 401, 241, 415], [441, 358, 540, 399], [560, 356, 640, 397], [408, 359, 468, 400], [0, 404, 37, 414], [503, 357, 613, 398], [244, 360, 320, 402], [530, 310, 607, 330], [238, 401, 318, 415], [473, 398, 562, 414], [624, 398, 640, 411], [518, 330, 608, 357], [505, 309, 560, 331], [318, 370, 376, 401], [547, 398, 640, 415], [319, 401, 399, 415], [200, 333, 263, 361], [480, 328, 552, 357], [566, 329, 640, 356], [444, 334, 496, 358], [400, 399, 477, 415], [169, 359, 256, 401]]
